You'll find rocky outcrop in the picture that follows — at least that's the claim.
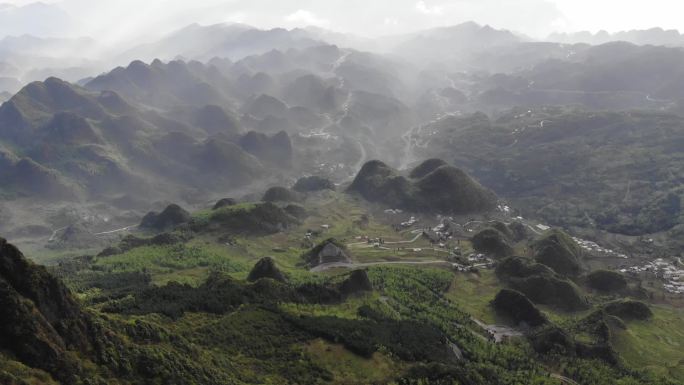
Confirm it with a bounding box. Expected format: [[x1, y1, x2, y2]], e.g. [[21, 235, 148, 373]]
[[492, 289, 548, 328], [212, 198, 237, 210], [532, 229, 583, 277], [98, 232, 188, 257], [348, 160, 497, 215], [304, 239, 351, 267], [140, 204, 191, 231], [408, 159, 447, 179], [238, 130, 293, 167], [496, 256, 588, 312], [510, 274, 588, 312], [283, 204, 308, 220], [414, 164, 498, 214], [603, 300, 652, 321], [204, 202, 300, 235], [347, 160, 417, 208], [495, 256, 556, 279], [262, 186, 303, 203], [47, 223, 103, 250], [586, 270, 628, 293], [339, 270, 373, 296], [247, 257, 287, 283], [471, 228, 514, 258]]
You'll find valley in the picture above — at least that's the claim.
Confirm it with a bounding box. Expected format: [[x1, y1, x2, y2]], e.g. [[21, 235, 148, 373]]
[[0, 7, 683, 385]]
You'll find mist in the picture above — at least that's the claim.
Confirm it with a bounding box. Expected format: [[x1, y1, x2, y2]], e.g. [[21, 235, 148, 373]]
[[1, 1, 684, 384]]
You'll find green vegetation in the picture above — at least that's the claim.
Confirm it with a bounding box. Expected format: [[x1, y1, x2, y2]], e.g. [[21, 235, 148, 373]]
[[2, 192, 682, 385], [587, 270, 629, 292], [293, 176, 335, 192], [471, 227, 514, 258], [533, 229, 584, 277], [492, 288, 549, 327], [348, 159, 498, 214], [93, 241, 249, 284], [421, 109, 684, 248], [612, 305, 684, 380], [262, 186, 304, 203]]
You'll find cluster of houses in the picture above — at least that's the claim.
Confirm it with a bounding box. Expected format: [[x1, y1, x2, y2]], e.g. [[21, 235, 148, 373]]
[[497, 204, 512, 214], [620, 258, 684, 295], [400, 216, 419, 228], [451, 253, 495, 272], [572, 237, 629, 259], [305, 225, 330, 240]]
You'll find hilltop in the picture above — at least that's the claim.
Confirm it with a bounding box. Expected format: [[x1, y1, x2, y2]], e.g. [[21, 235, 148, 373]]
[[348, 159, 497, 214]]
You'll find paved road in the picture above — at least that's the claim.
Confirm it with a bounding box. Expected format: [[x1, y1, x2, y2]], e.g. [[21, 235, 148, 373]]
[[94, 224, 138, 236], [49, 223, 138, 242]]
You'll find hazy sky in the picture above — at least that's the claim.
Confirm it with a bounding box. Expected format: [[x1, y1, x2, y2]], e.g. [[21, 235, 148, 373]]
[[2, 0, 684, 43]]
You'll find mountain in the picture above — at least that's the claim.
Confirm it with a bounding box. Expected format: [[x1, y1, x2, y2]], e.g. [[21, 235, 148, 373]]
[[549, 27, 684, 46], [0, 237, 94, 383], [118, 23, 326, 63], [86, 59, 235, 109], [348, 159, 497, 214], [0, 76, 272, 202], [414, 108, 684, 245], [391, 22, 523, 68], [238, 130, 293, 167]]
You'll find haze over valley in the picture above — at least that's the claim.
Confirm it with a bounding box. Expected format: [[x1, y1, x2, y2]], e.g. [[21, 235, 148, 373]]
[[0, 1, 683, 385]]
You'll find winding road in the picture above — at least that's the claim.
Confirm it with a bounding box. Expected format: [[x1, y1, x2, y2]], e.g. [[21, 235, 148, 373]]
[[49, 223, 138, 242], [94, 225, 138, 236]]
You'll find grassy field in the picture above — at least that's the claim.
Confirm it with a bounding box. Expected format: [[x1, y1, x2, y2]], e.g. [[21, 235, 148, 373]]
[[304, 338, 405, 384], [612, 305, 684, 380], [446, 270, 501, 323], [26, 191, 683, 384]]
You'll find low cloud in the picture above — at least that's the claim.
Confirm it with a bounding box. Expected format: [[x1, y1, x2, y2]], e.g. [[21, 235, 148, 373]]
[[415, 1, 444, 16], [285, 9, 330, 27]]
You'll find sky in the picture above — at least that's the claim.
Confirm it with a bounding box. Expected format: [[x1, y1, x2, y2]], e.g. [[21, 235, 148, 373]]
[[1, 0, 684, 44]]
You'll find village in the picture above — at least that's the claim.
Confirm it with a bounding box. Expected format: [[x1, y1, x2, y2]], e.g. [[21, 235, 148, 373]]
[[621, 258, 684, 295], [335, 209, 498, 273]]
